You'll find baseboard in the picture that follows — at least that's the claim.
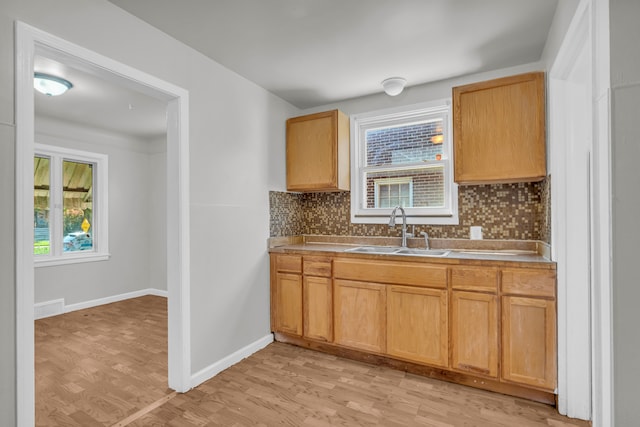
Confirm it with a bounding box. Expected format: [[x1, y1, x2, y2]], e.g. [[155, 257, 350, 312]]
[[34, 298, 65, 320], [190, 334, 274, 388], [34, 288, 168, 319], [146, 288, 169, 298]]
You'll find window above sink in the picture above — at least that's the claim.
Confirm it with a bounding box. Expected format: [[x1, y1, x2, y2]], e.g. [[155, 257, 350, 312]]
[[350, 100, 459, 225]]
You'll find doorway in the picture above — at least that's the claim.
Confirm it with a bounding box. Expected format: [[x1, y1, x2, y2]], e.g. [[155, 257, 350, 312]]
[[16, 21, 191, 426], [548, 0, 605, 422]]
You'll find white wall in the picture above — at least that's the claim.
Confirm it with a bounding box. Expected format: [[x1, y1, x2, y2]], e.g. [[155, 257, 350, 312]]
[[33, 117, 166, 306], [148, 136, 167, 291], [0, 123, 16, 426], [0, 1, 298, 422], [0, 5, 17, 424], [540, 0, 581, 67], [301, 61, 545, 117], [610, 0, 640, 424]]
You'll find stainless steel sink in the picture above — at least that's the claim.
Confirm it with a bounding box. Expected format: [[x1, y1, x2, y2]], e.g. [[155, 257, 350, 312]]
[[344, 246, 401, 254], [345, 246, 450, 257], [393, 248, 451, 257]]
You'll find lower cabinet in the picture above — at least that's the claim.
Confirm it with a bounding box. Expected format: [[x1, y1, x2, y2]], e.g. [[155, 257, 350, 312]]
[[303, 276, 333, 342], [271, 253, 557, 400], [502, 295, 557, 390], [387, 285, 448, 367], [274, 272, 303, 336], [450, 290, 498, 377], [334, 279, 386, 353]]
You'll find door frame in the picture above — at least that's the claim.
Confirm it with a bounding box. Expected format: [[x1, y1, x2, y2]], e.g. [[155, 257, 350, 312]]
[[15, 21, 192, 426], [548, 0, 612, 424]]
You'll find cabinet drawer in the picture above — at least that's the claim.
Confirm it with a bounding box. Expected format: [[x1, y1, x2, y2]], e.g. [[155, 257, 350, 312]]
[[303, 256, 332, 277], [276, 254, 302, 273], [502, 269, 556, 298], [334, 258, 447, 288], [451, 267, 498, 293]]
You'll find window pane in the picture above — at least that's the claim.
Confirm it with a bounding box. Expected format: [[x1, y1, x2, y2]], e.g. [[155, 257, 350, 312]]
[[34, 156, 50, 255], [366, 120, 444, 167], [62, 160, 93, 252], [367, 166, 444, 209]]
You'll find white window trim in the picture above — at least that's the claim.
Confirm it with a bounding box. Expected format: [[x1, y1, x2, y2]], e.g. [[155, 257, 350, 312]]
[[374, 177, 414, 208], [350, 100, 459, 225], [34, 143, 110, 267]]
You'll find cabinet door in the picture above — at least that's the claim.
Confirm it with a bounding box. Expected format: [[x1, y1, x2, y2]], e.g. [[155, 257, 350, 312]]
[[286, 110, 349, 192], [387, 285, 448, 367], [453, 72, 546, 184], [273, 272, 303, 336], [502, 296, 556, 390], [451, 291, 498, 377], [334, 279, 386, 353], [303, 276, 333, 342]]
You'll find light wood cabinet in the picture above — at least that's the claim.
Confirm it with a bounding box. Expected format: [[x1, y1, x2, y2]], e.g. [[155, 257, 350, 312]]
[[451, 291, 498, 377], [273, 272, 303, 336], [334, 279, 386, 354], [271, 254, 303, 336], [286, 109, 350, 192], [303, 256, 333, 342], [453, 72, 546, 184], [334, 258, 447, 288], [387, 285, 448, 367], [501, 268, 557, 391], [270, 252, 557, 403], [502, 296, 556, 390]]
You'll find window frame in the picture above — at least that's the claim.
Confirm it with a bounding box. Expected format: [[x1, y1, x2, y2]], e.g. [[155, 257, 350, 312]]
[[350, 100, 459, 225], [34, 143, 109, 267], [373, 177, 414, 208]]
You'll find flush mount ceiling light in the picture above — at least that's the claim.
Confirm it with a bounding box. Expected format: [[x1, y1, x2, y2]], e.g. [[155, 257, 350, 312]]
[[34, 72, 73, 96], [381, 77, 406, 96]]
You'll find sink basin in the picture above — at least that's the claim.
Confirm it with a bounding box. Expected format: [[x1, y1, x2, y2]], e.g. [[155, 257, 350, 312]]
[[393, 248, 451, 257], [345, 246, 450, 257], [344, 246, 401, 254]]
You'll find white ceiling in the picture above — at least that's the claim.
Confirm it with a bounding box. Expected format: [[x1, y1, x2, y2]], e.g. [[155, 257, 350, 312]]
[[35, 1, 559, 138], [34, 56, 168, 140], [109, 0, 558, 109]]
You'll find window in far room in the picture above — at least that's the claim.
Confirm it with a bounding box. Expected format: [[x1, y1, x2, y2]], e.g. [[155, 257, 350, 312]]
[[34, 144, 109, 266]]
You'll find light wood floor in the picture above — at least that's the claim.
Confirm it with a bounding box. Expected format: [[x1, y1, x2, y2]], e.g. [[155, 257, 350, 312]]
[[36, 295, 171, 426], [36, 296, 591, 426]]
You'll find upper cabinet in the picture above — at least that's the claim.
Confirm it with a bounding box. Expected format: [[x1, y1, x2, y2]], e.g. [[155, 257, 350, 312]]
[[286, 109, 350, 192], [452, 72, 546, 184]]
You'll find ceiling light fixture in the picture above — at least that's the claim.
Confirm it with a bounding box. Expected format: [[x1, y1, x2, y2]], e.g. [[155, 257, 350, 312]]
[[34, 72, 73, 96], [381, 77, 406, 96]]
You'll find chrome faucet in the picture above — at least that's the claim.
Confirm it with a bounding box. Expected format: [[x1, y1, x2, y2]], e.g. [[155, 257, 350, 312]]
[[389, 206, 408, 247], [421, 231, 430, 250]]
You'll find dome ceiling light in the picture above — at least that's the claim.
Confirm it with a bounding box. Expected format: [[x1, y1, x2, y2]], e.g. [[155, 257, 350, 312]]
[[381, 77, 406, 96], [34, 72, 73, 96]]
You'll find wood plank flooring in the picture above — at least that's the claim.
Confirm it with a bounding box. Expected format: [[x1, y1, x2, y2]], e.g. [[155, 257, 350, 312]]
[[36, 295, 171, 426], [36, 296, 591, 426]]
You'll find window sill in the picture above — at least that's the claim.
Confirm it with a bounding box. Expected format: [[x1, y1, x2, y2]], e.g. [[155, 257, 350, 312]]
[[34, 252, 111, 268], [351, 214, 459, 226]]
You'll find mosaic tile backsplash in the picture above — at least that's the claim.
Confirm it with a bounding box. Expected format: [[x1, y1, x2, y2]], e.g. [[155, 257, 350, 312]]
[[270, 177, 551, 242]]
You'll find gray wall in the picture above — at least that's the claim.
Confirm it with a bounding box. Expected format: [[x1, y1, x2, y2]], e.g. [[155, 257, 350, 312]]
[[540, 0, 581, 67], [34, 117, 166, 305], [0, 123, 16, 427], [148, 141, 167, 291], [611, 0, 640, 424], [301, 61, 544, 117], [0, 0, 297, 424]]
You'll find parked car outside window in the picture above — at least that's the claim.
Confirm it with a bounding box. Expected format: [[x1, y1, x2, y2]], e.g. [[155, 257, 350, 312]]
[[63, 232, 92, 252]]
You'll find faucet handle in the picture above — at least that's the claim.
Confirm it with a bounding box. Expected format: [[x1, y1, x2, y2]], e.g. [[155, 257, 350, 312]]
[[420, 231, 430, 249]]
